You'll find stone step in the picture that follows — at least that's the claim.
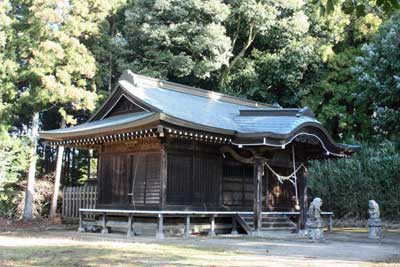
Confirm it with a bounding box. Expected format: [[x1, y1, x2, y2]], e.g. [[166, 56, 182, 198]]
[[238, 213, 297, 231], [243, 217, 289, 223], [246, 222, 296, 228]]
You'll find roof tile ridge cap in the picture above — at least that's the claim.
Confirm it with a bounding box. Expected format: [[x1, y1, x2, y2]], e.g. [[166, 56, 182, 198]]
[[120, 70, 271, 108]]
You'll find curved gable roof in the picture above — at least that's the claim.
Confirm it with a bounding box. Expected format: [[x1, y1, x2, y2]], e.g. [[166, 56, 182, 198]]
[[40, 70, 360, 156]]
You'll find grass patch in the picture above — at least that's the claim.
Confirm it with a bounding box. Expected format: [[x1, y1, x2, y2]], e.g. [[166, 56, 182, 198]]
[[0, 234, 243, 267]]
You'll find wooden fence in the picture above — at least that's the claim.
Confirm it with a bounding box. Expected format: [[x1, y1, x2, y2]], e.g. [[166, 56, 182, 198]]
[[62, 185, 97, 218]]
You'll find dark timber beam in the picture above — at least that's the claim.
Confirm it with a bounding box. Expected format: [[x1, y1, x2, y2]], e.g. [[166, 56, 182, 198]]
[[220, 145, 254, 164], [160, 148, 168, 209], [298, 167, 308, 233], [253, 158, 264, 236]]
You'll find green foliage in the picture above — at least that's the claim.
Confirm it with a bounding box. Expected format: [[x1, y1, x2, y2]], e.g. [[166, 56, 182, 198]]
[[0, 129, 29, 217], [317, 0, 399, 16], [117, 0, 232, 80], [308, 141, 400, 219], [302, 48, 373, 141], [0, 0, 18, 125], [220, 1, 322, 105], [0, 0, 399, 220], [353, 15, 400, 140]]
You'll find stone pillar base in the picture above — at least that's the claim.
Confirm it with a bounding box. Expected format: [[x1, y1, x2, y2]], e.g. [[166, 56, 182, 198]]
[[156, 232, 165, 240], [306, 220, 325, 242], [368, 218, 382, 239]]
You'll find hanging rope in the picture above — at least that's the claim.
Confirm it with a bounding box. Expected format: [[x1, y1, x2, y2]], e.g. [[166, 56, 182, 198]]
[[264, 162, 304, 184], [264, 144, 304, 210]]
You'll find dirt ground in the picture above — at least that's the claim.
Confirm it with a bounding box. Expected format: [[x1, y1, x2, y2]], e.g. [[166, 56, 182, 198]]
[[0, 228, 399, 267]]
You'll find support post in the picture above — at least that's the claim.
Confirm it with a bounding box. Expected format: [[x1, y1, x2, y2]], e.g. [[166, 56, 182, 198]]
[[127, 213, 135, 237], [231, 215, 238, 235], [160, 149, 168, 209], [184, 215, 191, 239], [208, 215, 216, 236], [253, 158, 263, 236], [101, 212, 109, 234], [298, 167, 308, 233], [328, 215, 333, 233], [78, 210, 85, 232], [156, 214, 164, 239]]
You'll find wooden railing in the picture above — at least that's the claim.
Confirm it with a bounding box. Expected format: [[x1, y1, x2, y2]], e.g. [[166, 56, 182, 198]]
[[62, 185, 97, 218]]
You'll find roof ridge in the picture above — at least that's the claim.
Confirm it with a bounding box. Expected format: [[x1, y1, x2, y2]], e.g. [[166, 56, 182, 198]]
[[119, 70, 272, 108]]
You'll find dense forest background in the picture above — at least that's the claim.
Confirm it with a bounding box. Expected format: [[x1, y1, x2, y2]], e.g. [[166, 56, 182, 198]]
[[0, 0, 399, 219]]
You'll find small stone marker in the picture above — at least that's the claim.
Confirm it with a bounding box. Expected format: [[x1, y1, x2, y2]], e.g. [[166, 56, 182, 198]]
[[306, 197, 325, 242], [368, 200, 382, 239]]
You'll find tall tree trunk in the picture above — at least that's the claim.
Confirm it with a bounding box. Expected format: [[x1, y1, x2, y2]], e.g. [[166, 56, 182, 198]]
[[108, 15, 116, 93], [49, 119, 65, 219], [23, 112, 40, 221]]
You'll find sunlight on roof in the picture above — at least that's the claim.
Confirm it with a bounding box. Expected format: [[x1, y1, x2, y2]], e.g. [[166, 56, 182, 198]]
[[208, 91, 222, 101]]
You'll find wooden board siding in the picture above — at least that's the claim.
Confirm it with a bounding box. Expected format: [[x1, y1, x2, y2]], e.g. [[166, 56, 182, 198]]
[[104, 96, 145, 118], [166, 152, 222, 208], [222, 162, 254, 209], [98, 154, 113, 204], [221, 161, 297, 211], [192, 156, 220, 206], [97, 139, 162, 208], [167, 154, 192, 205]]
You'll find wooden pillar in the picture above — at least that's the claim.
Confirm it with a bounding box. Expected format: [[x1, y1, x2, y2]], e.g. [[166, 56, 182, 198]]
[[298, 167, 308, 232], [127, 213, 135, 237], [156, 214, 164, 239], [208, 215, 216, 236], [160, 148, 168, 209], [184, 215, 191, 238], [265, 167, 270, 211], [253, 158, 263, 235], [101, 212, 109, 234], [231, 215, 238, 235]]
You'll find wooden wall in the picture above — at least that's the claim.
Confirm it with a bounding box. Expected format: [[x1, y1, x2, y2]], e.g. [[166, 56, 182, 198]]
[[95, 136, 297, 211], [166, 153, 221, 207], [97, 138, 162, 209], [221, 161, 254, 210], [221, 161, 297, 211], [165, 139, 222, 209]]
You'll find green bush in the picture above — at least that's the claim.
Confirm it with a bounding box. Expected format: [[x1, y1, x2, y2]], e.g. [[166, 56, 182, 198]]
[[308, 141, 400, 219], [0, 130, 29, 217]]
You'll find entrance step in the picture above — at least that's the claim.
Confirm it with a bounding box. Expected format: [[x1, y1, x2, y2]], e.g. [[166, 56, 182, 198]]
[[237, 213, 297, 233]]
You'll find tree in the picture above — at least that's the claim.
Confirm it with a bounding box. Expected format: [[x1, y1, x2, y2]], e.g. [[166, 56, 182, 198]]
[[301, 9, 383, 141], [116, 0, 232, 83], [353, 14, 400, 140], [0, 0, 18, 126], [317, 0, 399, 16], [9, 0, 119, 220], [217, 0, 278, 89], [220, 1, 348, 106]]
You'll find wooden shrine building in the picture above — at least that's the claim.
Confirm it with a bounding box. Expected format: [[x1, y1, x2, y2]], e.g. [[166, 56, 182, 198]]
[[40, 70, 359, 236]]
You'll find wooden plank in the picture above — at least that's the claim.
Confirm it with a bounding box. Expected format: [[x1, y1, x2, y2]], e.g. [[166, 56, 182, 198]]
[[253, 159, 263, 235], [160, 148, 168, 209]]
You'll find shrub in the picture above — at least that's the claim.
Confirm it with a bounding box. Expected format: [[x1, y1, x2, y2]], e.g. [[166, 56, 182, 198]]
[[0, 130, 29, 217], [308, 141, 400, 219]]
